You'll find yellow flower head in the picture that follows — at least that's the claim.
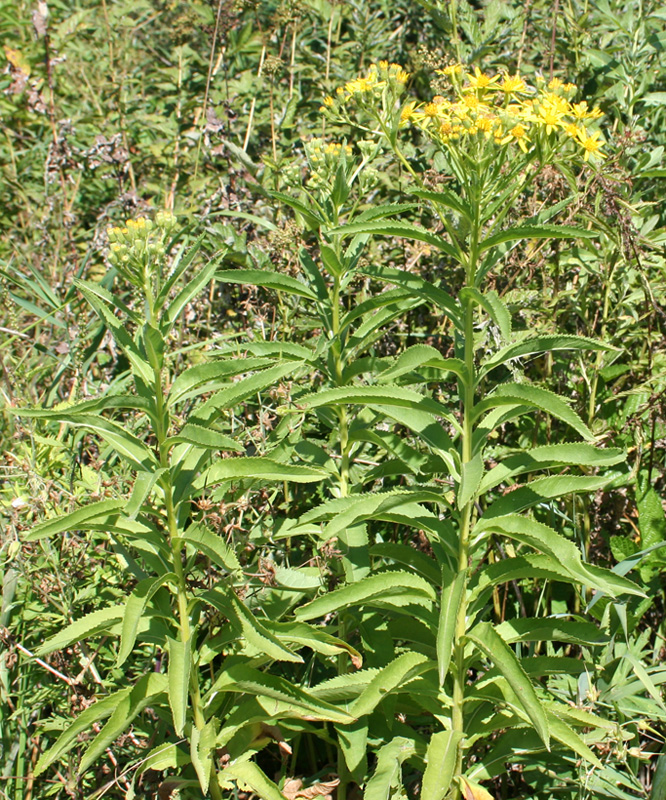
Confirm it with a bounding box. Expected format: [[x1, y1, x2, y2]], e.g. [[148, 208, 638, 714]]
[[500, 74, 528, 95], [465, 66, 500, 90], [577, 129, 606, 161]]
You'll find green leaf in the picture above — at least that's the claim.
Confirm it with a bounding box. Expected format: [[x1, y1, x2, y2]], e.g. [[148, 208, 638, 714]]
[[75, 280, 153, 384], [474, 514, 643, 598], [263, 621, 363, 666], [167, 358, 273, 407], [126, 469, 167, 519], [479, 335, 615, 379], [478, 443, 625, 494], [421, 731, 464, 800], [351, 652, 430, 716], [79, 673, 168, 773], [191, 718, 218, 795], [202, 586, 302, 663], [437, 568, 467, 686], [337, 719, 368, 781], [34, 687, 132, 776], [495, 618, 607, 646], [209, 665, 354, 724], [37, 605, 124, 656], [269, 190, 323, 231], [223, 760, 286, 800], [465, 622, 549, 747], [546, 710, 603, 768], [480, 224, 597, 252], [194, 457, 328, 489], [458, 453, 484, 509], [216, 268, 317, 300], [43, 414, 158, 470], [482, 474, 611, 519], [156, 233, 206, 307], [165, 259, 218, 327], [25, 499, 126, 541], [460, 287, 512, 342], [181, 523, 241, 572], [167, 635, 191, 736], [358, 263, 461, 328], [295, 570, 436, 621], [290, 385, 460, 430], [164, 422, 243, 452], [364, 737, 417, 800], [331, 218, 459, 260], [473, 383, 594, 441], [378, 345, 467, 383], [412, 187, 473, 221], [117, 574, 175, 666], [370, 543, 441, 585]]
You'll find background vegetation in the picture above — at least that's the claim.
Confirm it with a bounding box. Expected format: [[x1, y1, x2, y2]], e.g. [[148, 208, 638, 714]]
[[1, 0, 666, 799]]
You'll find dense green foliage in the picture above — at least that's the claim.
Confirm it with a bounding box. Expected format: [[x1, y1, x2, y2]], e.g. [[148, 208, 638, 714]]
[[2, 1, 666, 799]]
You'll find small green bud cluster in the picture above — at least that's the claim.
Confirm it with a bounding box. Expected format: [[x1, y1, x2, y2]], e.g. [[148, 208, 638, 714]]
[[304, 138, 353, 188], [106, 212, 176, 290]]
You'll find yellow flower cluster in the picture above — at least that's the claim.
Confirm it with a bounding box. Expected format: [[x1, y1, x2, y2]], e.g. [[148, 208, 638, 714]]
[[325, 62, 606, 162], [106, 212, 176, 281], [305, 138, 354, 188], [320, 61, 409, 111]]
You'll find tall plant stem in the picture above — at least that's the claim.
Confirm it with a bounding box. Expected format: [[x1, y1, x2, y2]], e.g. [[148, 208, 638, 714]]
[[147, 298, 222, 800]]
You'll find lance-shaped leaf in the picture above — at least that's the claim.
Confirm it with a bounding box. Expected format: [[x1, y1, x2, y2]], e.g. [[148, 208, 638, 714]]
[[167, 358, 272, 406], [460, 287, 511, 343], [79, 673, 168, 773], [262, 621, 363, 666], [268, 189, 323, 231], [202, 585, 302, 663], [378, 344, 468, 383], [364, 737, 418, 800], [473, 383, 593, 441], [332, 218, 459, 259], [351, 652, 431, 717], [421, 730, 464, 800], [482, 474, 611, 520], [167, 635, 191, 736], [191, 362, 298, 423], [458, 452, 484, 509], [545, 710, 603, 768], [289, 385, 460, 430], [163, 423, 242, 452], [495, 618, 608, 646], [413, 187, 474, 221], [194, 457, 328, 489], [208, 665, 354, 724], [295, 570, 436, 621], [181, 523, 241, 572], [117, 573, 176, 666], [37, 605, 124, 656], [216, 268, 318, 300], [34, 686, 133, 775], [465, 622, 549, 748], [358, 263, 461, 328], [479, 443, 625, 494], [190, 718, 218, 795], [155, 233, 206, 307], [76, 280, 153, 384], [437, 568, 467, 686], [371, 543, 441, 585], [479, 224, 597, 252], [222, 760, 286, 800], [25, 499, 126, 542], [479, 334, 616, 379], [15, 394, 154, 420], [474, 514, 642, 598], [166, 257, 218, 327]]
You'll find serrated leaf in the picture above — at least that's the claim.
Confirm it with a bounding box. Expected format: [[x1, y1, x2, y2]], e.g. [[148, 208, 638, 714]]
[[378, 344, 467, 383], [480, 335, 615, 378], [460, 287, 511, 342], [79, 673, 168, 773], [34, 687, 132, 776], [295, 570, 436, 621], [25, 499, 126, 541], [167, 358, 272, 406], [474, 514, 643, 598], [480, 224, 596, 252], [351, 652, 430, 716], [190, 717, 218, 794], [117, 574, 175, 666], [126, 469, 167, 519], [465, 622, 549, 747], [181, 523, 241, 572], [422, 730, 464, 800], [202, 586, 302, 663], [209, 665, 354, 724], [546, 710, 603, 767], [458, 453, 484, 509], [412, 187, 473, 221], [482, 474, 610, 519], [167, 635, 191, 736], [358, 263, 461, 328], [364, 737, 417, 800], [164, 423, 243, 452], [223, 760, 286, 800], [37, 605, 124, 656], [263, 621, 362, 666], [331, 218, 459, 260], [216, 268, 317, 299], [479, 443, 625, 494], [437, 568, 467, 686], [495, 618, 607, 646], [473, 382, 593, 441], [195, 457, 328, 489]]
